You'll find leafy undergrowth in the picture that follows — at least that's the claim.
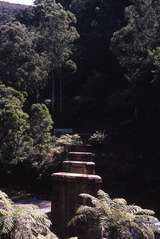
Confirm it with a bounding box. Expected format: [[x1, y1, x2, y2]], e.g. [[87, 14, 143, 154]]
[[0, 190, 79, 239], [56, 134, 83, 147], [0, 190, 57, 239], [68, 190, 160, 239]]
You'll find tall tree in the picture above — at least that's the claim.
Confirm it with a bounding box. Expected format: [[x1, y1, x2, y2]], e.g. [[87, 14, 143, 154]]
[[109, 0, 160, 129], [56, 0, 130, 127], [0, 21, 49, 101], [110, 0, 160, 84], [34, 0, 79, 113]]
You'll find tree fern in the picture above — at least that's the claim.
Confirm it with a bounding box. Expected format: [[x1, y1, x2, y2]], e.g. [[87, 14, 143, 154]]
[[68, 190, 160, 239], [0, 191, 58, 239]]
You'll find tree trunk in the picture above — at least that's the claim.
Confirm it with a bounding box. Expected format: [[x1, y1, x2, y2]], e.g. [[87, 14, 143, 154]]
[[59, 70, 63, 113], [51, 66, 55, 116]]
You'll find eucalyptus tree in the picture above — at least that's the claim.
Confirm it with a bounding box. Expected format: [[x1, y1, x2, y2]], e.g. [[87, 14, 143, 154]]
[[34, 0, 79, 113]]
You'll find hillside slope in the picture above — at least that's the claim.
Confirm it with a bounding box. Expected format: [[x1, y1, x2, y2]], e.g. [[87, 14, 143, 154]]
[[0, 1, 27, 23]]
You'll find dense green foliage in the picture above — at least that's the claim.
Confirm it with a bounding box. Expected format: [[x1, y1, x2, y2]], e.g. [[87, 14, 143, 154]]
[[1, 1, 160, 237], [0, 21, 49, 101], [0, 1, 26, 24], [0, 82, 54, 167], [0, 190, 58, 239], [0, 0, 78, 177], [0, 83, 31, 164], [111, 0, 160, 84], [30, 103, 53, 148], [68, 190, 160, 239], [34, 0, 79, 112], [1, 0, 160, 217]]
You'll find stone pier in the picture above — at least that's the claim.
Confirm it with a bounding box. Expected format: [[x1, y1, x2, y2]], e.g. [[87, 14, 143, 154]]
[[68, 152, 94, 161], [67, 144, 92, 152], [51, 146, 102, 238], [63, 161, 95, 174]]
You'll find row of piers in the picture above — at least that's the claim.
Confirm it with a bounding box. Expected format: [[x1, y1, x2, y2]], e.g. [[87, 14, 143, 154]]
[[51, 144, 102, 238]]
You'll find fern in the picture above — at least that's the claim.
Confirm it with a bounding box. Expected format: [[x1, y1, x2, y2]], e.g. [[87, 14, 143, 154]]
[[0, 190, 58, 239], [68, 190, 160, 239]]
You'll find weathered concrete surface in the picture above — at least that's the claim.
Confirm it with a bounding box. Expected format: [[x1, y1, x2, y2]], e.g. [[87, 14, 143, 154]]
[[67, 144, 92, 153], [51, 172, 102, 238], [68, 152, 94, 162], [63, 161, 95, 174]]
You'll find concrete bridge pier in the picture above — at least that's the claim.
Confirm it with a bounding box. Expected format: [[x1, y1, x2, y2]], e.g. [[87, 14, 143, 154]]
[[51, 149, 102, 238], [51, 173, 102, 238]]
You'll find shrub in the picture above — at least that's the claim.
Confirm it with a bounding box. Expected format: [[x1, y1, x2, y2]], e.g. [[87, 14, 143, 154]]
[[89, 131, 106, 145], [56, 134, 82, 147], [30, 103, 54, 149], [0, 83, 32, 164]]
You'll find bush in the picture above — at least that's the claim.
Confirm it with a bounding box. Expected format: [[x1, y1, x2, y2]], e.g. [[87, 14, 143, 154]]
[[56, 134, 83, 147], [0, 83, 32, 164], [89, 131, 106, 145]]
